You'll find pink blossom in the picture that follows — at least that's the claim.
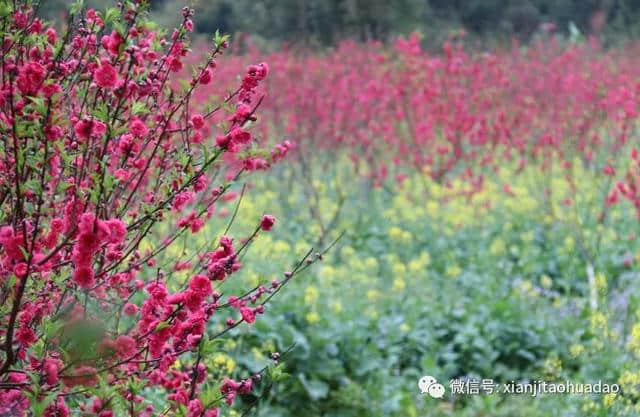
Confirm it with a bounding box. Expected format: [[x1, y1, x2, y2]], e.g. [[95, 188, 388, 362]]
[[17, 61, 45, 94], [260, 214, 276, 231], [73, 266, 95, 288], [114, 335, 137, 359], [130, 117, 149, 137], [199, 68, 213, 85], [191, 114, 205, 129], [240, 307, 255, 324], [189, 274, 212, 297], [94, 59, 118, 89]]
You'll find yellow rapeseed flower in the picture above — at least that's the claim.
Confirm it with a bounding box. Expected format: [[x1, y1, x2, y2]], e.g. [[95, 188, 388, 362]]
[[595, 272, 607, 294], [367, 289, 381, 301], [306, 311, 320, 324], [628, 323, 640, 355], [603, 393, 617, 408], [393, 278, 406, 292], [618, 370, 640, 396], [304, 285, 319, 304], [392, 261, 407, 276], [446, 265, 462, 278], [590, 311, 607, 331], [364, 257, 379, 271], [569, 344, 584, 358]]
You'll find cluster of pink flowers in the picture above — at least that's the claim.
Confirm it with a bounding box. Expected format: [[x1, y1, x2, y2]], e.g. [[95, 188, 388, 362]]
[[94, 59, 119, 89], [220, 377, 254, 406], [205, 236, 241, 281], [71, 213, 127, 288], [616, 149, 640, 215]]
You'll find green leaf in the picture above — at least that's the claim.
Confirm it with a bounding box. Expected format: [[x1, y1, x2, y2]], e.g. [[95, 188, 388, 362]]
[[131, 101, 150, 116], [212, 30, 230, 49], [0, 2, 11, 18], [113, 21, 126, 37], [93, 103, 109, 122], [269, 363, 289, 382], [104, 7, 121, 25], [27, 96, 46, 115], [32, 391, 58, 417], [69, 0, 84, 15], [200, 338, 224, 355], [104, 172, 114, 193], [154, 321, 170, 332]]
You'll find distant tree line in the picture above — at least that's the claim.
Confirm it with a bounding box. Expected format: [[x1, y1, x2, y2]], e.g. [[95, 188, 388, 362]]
[[39, 0, 640, 46]]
